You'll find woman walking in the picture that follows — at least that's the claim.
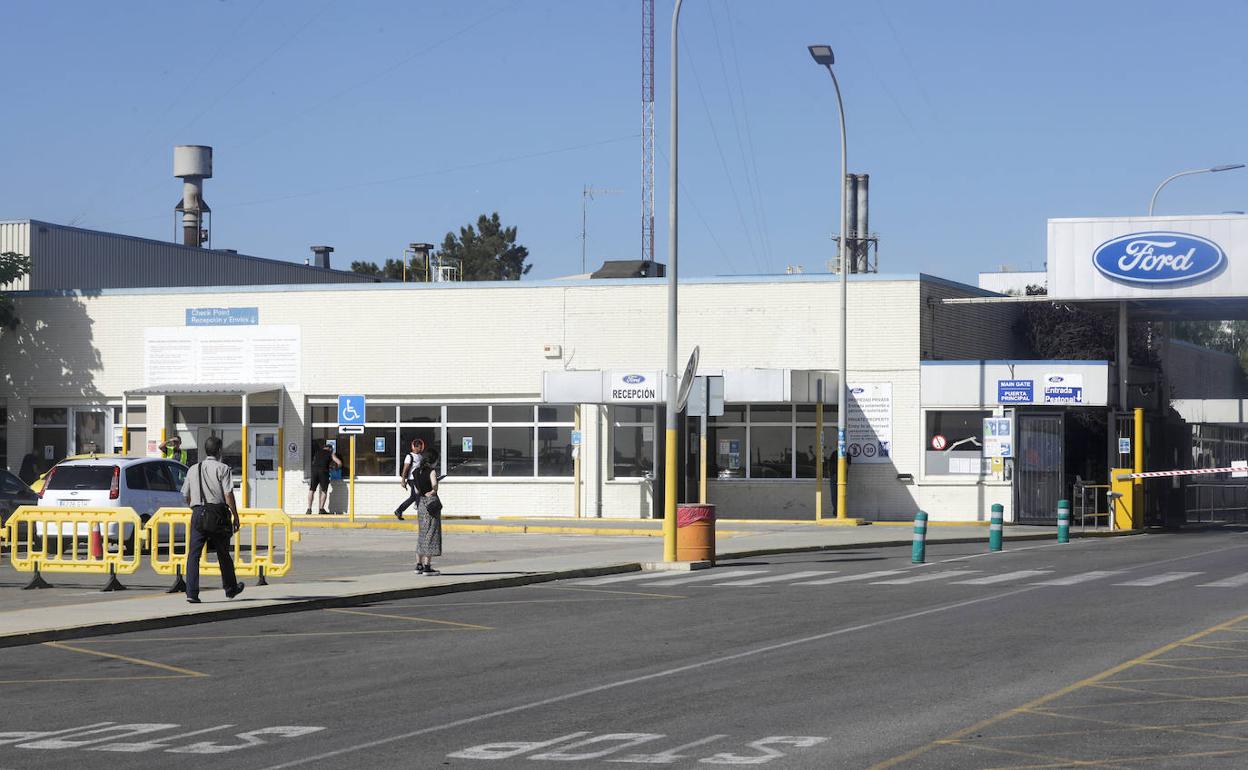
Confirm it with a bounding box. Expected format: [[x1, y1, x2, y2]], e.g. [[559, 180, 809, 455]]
[[413, 449, 442, 575]]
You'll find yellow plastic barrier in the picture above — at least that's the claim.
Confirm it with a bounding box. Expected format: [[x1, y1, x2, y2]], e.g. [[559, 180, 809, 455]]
[[146, 507, 301, 591], [4, 505, 145, 590]]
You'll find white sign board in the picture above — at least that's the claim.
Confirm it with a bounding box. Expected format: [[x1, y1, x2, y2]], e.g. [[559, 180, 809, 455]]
[[983, 417, 1013, 458], [846, 383, 892, 464], [1047, 215, 1248, 300], [1233, 460, 1247, 479], [605, 371, 660, 403], [144, 326, 301, 388]]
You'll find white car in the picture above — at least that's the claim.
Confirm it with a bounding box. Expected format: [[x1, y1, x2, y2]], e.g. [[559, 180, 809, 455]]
[[36, 457, 189, 551]]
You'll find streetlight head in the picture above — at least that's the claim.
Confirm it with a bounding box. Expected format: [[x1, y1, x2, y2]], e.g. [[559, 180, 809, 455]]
[[808, 45, 835, 66], [1211, 163, 1246, 173]]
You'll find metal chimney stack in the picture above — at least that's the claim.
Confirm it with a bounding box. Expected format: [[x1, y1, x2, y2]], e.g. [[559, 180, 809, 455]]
[[310, 245, 334, 269], [173, 145, 212, 247], [840, 173, 876, 274]]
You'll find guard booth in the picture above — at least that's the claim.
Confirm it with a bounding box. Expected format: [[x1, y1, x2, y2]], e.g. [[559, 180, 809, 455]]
[[920, 361, 1111, 524], [123, 384, 287, 509]]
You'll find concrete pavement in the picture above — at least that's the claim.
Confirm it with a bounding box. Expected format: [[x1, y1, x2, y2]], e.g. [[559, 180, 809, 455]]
[[0, 518, 1096, 647]]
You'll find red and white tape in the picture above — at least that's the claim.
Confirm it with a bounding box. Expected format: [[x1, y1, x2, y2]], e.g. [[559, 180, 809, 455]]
[[1116, 466, 1245, 480]]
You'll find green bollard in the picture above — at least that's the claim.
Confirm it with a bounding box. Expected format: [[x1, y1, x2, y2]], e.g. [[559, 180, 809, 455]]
[[1057, 499, 1071, 544], [911, 511, 928, 564], [989, 503, 1004, 552]]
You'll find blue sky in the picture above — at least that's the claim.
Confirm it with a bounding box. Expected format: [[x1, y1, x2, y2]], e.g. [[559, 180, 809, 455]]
[[2, 1, 1246, 285]]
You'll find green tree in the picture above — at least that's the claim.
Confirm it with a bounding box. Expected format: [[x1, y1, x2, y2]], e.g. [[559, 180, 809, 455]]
[[350, 259, 411, 280], [438, 212, 531, 281], [1173, 320, 1248, 376], [1013, 284, 1158, 366], [0, 251, 32, 331]]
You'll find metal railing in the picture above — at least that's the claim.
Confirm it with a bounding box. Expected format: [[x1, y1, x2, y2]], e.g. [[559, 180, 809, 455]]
[[1073, 482, 1113, 530], [1185, 483, 1248, 524]]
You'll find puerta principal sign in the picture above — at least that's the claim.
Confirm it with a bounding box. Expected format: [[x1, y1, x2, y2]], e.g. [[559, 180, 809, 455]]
[[1047, 215, 1248, 300]]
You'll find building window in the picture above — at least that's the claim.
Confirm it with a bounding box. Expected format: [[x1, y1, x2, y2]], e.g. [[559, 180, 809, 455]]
[[249, 405, 279, 423], [33, 408, 69, 466], [308, 402, 574, 479], [925, 410, 990, 475], [612, 406, 655, 478], [709, 405, 836, 481], [113, 404, 147, 454]]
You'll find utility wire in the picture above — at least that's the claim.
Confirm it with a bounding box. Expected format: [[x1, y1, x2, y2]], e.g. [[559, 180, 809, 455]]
[[656, 143, 737, 274], [707, 0, 772, 270], [680, 34, 763, 273]]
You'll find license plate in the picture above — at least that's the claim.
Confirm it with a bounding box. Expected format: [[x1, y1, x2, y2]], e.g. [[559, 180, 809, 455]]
[[57, 500, 90, 507]]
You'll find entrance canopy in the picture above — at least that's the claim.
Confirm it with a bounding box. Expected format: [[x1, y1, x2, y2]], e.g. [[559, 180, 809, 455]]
[[124, 383, 284, 397]]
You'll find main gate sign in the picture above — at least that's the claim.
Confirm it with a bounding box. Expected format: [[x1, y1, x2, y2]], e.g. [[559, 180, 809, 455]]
[[1048, 214, 1248, 300]]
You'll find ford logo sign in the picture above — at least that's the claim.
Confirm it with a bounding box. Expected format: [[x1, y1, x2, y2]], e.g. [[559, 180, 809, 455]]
[[1048, 376, 1064, 383], [1093, 231, 1225, 285], [622, 374, 645, 384], [851, 387, 865, 395]]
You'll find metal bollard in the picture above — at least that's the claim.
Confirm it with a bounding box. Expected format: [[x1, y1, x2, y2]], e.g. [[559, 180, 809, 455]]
[[989, 503, 1004, 552], [911, 511, 928, 564], [1057, 499, 1071, 543]]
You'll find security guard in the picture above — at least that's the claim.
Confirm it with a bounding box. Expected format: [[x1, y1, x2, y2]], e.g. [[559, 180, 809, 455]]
[[159, 435, 190, 465]]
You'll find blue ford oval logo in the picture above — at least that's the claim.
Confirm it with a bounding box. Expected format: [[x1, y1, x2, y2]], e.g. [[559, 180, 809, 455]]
[[623, 374, 645, 384], [1048, 376, 1064, 383], [1093, 231, 1225, 285], [851, 387, 865, 395]]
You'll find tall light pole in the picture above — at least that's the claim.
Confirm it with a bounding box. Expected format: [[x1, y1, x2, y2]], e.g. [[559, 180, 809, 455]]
[[809, 44, 850, 522], [1149, 164, 1244, 216], [663, 0, 685, 561]]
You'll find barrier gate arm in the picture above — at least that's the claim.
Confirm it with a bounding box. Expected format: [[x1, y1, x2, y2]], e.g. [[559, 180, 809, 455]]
[[1116, 466, 1246, 481]]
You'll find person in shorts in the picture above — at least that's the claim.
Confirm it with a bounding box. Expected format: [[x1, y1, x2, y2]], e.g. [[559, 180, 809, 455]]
[[306, 441, 343, 515]]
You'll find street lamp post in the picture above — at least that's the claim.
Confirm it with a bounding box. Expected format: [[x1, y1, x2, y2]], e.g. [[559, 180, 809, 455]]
[[663, 0, 685, 561], [809, 44, 850, 522], [1148, 164, 1245, 216]]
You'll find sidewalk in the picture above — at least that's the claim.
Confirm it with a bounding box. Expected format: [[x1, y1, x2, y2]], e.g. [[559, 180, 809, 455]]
[[0, 519, 1095, 648]]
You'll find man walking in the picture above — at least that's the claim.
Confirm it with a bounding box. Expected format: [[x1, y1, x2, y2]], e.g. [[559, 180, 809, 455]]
[[181, 435, 245, 604]]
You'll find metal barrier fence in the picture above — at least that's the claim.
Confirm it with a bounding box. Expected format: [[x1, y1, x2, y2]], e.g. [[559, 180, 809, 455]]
[[4, 505, 145, 590], [1073, 482, 1113, 530], [0, 506, 300, 591], [1185, 484, 1248, 524], [146, 507, 301, 592]]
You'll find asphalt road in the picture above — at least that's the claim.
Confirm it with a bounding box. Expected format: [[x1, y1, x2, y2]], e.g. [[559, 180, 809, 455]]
[[4, 528, 1248, 769]]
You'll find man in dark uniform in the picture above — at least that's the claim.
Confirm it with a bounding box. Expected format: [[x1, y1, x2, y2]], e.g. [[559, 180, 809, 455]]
[[305, 441, 343, 515]]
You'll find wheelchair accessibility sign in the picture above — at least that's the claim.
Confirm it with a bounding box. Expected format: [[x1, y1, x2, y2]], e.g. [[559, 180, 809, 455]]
[[338, 394, 365, 434]]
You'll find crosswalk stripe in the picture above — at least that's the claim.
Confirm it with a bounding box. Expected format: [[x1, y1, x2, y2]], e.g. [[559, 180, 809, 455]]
[[1199, 572, 1248, 588], [639, 569, 764, 586], [1034, 571, 1124, 586], [952, 570, 1052, 585], [1114, 571, 1203, 587], [715, 571, 834, 586], [873, 570, 980, 585], [792, 570, 907, 585], [571, 572, 681, 586]]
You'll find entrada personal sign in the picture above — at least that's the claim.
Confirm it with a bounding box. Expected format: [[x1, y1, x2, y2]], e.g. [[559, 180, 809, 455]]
[[607, 372, 659, 402]]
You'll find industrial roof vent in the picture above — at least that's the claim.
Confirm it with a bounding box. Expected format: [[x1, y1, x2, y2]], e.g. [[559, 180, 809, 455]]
[[591, 260, 666, 279], [173, 145, 212, 248]]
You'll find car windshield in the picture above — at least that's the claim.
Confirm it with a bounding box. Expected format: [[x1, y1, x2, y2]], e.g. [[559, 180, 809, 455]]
[[46, 466, 114, 491]]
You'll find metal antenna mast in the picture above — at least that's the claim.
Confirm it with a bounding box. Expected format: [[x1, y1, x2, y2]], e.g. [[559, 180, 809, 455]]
[[641, 0, 656, 262]]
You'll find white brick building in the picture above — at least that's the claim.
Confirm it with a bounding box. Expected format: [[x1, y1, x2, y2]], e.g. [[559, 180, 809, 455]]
[[2, 272, 1049, 522]]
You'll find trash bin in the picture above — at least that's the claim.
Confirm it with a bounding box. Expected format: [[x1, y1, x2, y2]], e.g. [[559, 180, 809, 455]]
[[676, 503, 715, 564]]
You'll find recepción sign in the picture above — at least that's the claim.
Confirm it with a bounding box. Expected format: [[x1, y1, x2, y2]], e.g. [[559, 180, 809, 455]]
[[608, 372, 659, 403], [997, 379, 1034, 404]]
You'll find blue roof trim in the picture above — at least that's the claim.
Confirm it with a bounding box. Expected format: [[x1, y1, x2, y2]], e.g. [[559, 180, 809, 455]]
[[921, 360, 1110, 366], [14, 271, 958, 297]]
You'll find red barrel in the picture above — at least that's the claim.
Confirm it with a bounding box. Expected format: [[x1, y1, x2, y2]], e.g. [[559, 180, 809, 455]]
[[676, 504, 716, 564]]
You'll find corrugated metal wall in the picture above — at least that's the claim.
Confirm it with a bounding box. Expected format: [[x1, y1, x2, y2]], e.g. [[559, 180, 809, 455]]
[[0, 222, 32, 291], [9, 220, 381, 290]]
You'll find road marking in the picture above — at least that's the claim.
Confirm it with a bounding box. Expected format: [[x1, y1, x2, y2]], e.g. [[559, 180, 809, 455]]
[[715, 571, 834, 586], [536, 586, 685, 599], [868, 612, 1248, 770], [255, 587, 1042, 770], [325, 608, 492, 630], [1199, 572, 1248, 588], [1114, 572, 1203, 587], [792, 570, 906, 585], [0, 675, 189, 685], [872, 570, 980, 585], [951, 570, 1052, 585], [43, 642, 208, 678], [570, 572, 664, 586], [1034, 570, 1124, 586], [637, 569, 763, 586]]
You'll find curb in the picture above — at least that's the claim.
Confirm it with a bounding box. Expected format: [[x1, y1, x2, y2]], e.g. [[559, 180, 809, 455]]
[[0, 529, 1140, 649]]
